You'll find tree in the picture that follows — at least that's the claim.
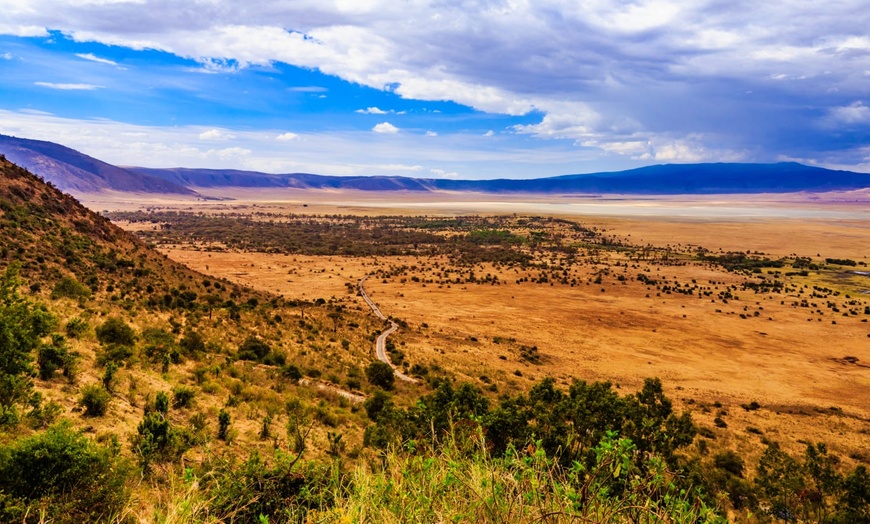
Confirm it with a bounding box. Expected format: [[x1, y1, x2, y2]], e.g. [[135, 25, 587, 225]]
[[366, 361, 395, 390], [0, 265, 55, 413], [237, 336, 271, 361], [95, 317, 136, 347]]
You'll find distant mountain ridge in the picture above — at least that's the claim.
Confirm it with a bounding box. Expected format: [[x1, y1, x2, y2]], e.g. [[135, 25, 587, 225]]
[[0, 134, 195, 195], [2, 133, 869, 195]]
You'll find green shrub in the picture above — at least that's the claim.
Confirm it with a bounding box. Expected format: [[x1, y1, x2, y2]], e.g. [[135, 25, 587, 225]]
[[282, 364, 303, 382], [95, 317, 136, 347], [37, 335, 68, 380], [237, 336, 271, 361], [50, 277, 91, 300], [0, 422, 130, 522], [365, 361, 395, 390], [172, 386, 196, 409], [79, 384, 111, 417], [64, 317, 89, 339], [218, 409, 231, 441]]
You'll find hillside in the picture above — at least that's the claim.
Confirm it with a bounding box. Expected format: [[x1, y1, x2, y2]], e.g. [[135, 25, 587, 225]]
[[0, 134, 195, 195]]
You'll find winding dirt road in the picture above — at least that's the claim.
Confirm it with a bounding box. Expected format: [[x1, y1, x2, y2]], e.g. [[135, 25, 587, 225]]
[[358, 276, 418, 384]]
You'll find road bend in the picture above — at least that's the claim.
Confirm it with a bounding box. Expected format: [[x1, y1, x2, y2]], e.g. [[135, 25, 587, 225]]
[[358, 276, 418, 384]]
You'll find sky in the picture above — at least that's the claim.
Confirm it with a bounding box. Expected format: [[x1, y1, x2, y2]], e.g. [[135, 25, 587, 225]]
[[0, 0, 869, 179]]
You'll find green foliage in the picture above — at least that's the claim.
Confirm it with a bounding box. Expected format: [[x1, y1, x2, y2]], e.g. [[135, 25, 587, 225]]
[[0, 422, 130, 523], [172, 386, 196, 409], [237, 335, 271, 362], [198, 451, 325, 523], [50, 276, 91, 300], [79, 384, 111, 417], [64, 317, 89, 338], [365, 361, 395, 390], [179, 329, 206, 358], [218, 409, 231, 441], [155, 391, 170, 416], [133, 410, 189, 470], [95, 316, 136, 347], [37, 334, 68, 380], [317, 429, 723, 523], [102, 361, 118, 392], [0, 264, 55, 410], [753, 441, 869, 523]]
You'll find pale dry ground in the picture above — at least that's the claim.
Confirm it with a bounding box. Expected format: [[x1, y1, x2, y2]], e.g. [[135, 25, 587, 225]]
[[92, 188, 870, 463]]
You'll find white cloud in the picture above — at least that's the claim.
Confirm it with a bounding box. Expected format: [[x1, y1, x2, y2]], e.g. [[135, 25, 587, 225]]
[[3, 1, 870, 167], [483, 130, 494, 137], [275, 132, 300, 141], [198, 128, 236, 141], [430, 168, 459, 179], [828, 101, 870, 125], [34, 82, 102, 90], [425, 130, 437, 137], [1, 52, 11, 60], [372, 122, 398, 134], [75, 52, 119, 66], [356, 106, 387, 114]]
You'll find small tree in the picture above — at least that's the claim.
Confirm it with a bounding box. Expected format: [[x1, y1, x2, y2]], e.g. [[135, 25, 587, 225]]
[[366, 361, 395, 391], [96, 317, 136, 347], [218, 409, 231, 441]]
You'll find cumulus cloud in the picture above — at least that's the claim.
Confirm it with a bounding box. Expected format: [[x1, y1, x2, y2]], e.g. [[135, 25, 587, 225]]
[[425, 130, 437, 137], [198, 128, 236, 140], [828, 101, 870, 125], [275, 132, 300, 141], [34, 82, 102, 90], [2, 1, 870, 167], [2, 52, 11, 60], [356, 106, 387, 114], [372, 122, 398, 134]]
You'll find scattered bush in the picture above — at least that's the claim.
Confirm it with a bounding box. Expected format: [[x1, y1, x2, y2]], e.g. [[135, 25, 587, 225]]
[[50, 277, 91, 300], [365, 361, 395, 390], [172, 386, 196, 409], [0, 422, 130, 522], [79, 384, 111, 417], [96, 317, 136, 347], [237, 336, 271, 361]]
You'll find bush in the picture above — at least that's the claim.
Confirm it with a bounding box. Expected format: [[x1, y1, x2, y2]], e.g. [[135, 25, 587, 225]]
[[282, 364, 303, 382], [237, 336, 271, 361], [172, 386, 196, 409], [37, 335, 68, 380], [95, 317, 136, 347], [50, 277, 91, 300], [64, 317, 89, 339], [179, 329, 206, 357], [79, 384, 111, 417], [218, 409, 231, 441], [366, 361, 395, 390], [0, 422, 130, 523]]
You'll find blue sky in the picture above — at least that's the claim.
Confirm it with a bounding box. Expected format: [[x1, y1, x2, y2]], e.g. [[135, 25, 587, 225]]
[[0, 1, 869, 179]]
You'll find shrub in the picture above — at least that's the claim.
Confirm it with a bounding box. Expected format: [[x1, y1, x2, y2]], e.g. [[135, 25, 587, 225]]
[[64, 317, 89, 339], [237, 336, 271, 361], [714, 450, 745, 477], [37, 335, 68, 380], [172, 386, 196, 409], [179, 329, 206, 357], [0, 422, 130, 522], [79, 384, 111, 417], [282, 364, 303, 382], [218, 409, 231, 441], [366, 361, 395, 390], [95, 317, 136, 347], [50, 277, 91, 300]]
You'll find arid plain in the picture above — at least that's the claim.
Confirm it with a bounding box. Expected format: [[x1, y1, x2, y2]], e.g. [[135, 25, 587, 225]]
[[85, 189, 870, 467]]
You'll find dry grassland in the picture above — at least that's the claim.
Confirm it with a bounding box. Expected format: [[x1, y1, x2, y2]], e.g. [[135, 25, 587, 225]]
[[99, 190, 870, 466]]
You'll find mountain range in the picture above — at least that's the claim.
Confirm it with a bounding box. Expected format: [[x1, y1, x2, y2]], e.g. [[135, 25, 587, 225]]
[[2, 133, 869, 195]]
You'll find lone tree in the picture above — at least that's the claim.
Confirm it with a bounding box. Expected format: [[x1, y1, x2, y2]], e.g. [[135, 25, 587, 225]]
[[365, 361, 395, 390]]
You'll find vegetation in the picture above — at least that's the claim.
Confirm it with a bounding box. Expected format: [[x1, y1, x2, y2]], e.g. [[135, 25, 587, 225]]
[[2, 155, 869, 522]]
